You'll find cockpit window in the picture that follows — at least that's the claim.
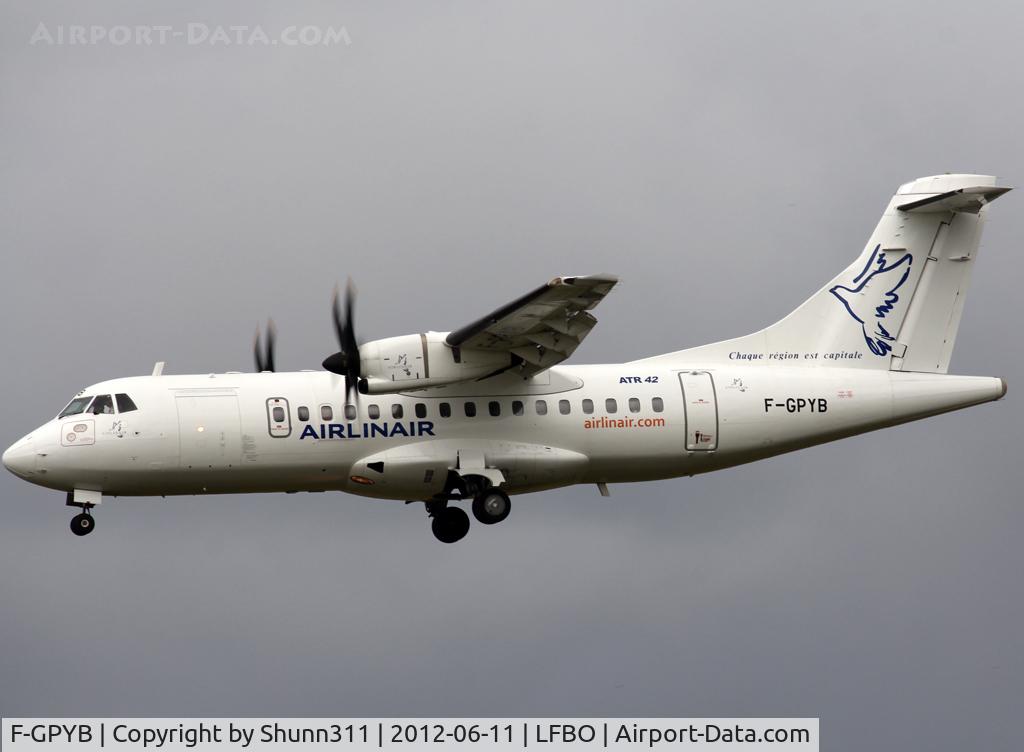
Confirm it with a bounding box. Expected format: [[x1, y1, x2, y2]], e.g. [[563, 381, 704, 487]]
[[115, 393, 138, 413], [59, 396, 93, 418], [89, 395, 115, 414]]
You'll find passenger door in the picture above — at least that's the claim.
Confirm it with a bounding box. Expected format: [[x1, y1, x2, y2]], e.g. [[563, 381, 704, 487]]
[[266, 397, 292, 438], [679, 371, 719, 451]]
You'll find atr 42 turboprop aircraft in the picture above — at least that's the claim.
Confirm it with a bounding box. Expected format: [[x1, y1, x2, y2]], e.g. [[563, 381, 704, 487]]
[[3, 174, 1011, 543]]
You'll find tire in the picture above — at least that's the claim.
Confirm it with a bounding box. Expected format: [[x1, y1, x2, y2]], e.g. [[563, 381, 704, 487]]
[[70, 513, 94, 537], [431, 506, 470, 543], [472, 489, 511, 525]]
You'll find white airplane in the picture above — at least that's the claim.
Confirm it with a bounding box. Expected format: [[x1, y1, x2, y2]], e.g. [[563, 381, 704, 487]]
[[3, 174, 1011, 543]]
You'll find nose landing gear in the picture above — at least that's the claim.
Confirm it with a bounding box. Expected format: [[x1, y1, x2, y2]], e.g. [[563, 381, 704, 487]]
[[70, 509, 95, 536], [66, 490, 101, 537]]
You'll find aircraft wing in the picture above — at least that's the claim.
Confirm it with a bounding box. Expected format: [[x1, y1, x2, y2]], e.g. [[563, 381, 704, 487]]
[[445, 274, 618, 376]]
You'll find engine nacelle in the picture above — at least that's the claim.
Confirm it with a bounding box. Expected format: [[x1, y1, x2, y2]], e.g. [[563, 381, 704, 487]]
[[359, 332, 511, 394]]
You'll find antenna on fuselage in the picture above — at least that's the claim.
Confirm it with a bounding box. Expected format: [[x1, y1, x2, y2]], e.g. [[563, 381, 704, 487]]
[[151, 361, 165, 376]]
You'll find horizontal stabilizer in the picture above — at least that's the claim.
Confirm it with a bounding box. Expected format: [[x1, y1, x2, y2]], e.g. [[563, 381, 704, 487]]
[[897, 185, 1011, 214]]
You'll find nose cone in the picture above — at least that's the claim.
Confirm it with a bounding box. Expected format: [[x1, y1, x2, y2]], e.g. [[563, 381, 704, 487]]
[[2, 435, 35, 479]]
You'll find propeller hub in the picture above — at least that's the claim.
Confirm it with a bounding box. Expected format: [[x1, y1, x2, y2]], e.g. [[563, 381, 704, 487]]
[[322, 351, 349, 375]]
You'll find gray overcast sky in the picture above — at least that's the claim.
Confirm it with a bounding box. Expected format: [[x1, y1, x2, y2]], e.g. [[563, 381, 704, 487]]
[[1, 1, 1022, 749]]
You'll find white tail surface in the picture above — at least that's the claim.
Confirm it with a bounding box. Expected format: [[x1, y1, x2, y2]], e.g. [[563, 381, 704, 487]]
[[648, 174, 1010, 372]]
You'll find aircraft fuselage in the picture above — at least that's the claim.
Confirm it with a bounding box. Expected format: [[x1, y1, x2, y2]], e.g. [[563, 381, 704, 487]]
[[3, 363, 1004, 502]]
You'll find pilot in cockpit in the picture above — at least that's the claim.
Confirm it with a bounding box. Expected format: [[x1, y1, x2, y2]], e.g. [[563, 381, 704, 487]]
[[58, 393, 137, 418], [90, 395, 115, 414]]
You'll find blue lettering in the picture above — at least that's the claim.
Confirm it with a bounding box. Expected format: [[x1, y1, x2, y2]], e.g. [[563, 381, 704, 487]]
[[300, 420, 441, 441]]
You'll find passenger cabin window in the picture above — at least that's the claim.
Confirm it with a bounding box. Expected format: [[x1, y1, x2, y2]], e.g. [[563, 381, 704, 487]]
[[488, 401, 501, 417], [90, 395, 114, 414], [321, 405, 333, 421], [368, 404, 380, 420], [59, 396, 93, 418], [115, 393, 138, 413], [272, 406, 285, 422], [512, 400, 524, 416], [344, 404, 356, 420], [297, 406, 310, 421], [652, 397, 664, 412], [392, 404, 404, 419], [629, 397, 641, 413], [439, 402, 451, 418], [536, 400, 548, 415], [582, 398, 594, 415], [605, 398, 618, 414], [464, 402, 477, 417], [415, 403, 427, 419], [559, 399, 571, 415]]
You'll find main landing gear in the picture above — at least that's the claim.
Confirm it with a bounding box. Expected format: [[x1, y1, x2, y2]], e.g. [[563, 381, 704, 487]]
[[428, 501, 470, 544], [421, 477, 512, 544], [472, 488, 511, 525], [70, 509, 95, 537]]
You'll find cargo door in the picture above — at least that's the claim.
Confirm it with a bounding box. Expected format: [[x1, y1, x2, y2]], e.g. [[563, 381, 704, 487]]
[[176, 395, 242, 469]]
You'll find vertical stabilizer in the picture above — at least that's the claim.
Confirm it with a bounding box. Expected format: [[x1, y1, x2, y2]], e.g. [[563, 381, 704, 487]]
[[644, 174, 1010, 372]]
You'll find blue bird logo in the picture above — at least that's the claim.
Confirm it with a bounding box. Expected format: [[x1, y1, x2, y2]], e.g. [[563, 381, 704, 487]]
[[830, 245, 913, 356]]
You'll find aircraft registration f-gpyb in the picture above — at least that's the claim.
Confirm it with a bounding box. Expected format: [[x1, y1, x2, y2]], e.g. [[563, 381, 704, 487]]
[[3, 174, 1011, 542]]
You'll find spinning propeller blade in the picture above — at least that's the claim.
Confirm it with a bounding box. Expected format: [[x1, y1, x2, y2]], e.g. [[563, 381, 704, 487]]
[[322, 279, 361, 402], [253, 319, 276, 372]]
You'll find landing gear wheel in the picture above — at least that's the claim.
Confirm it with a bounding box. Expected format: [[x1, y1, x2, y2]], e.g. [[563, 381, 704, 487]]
[[431, 506, 470, 544], [70, 512, 95, 537], [472, 489, 511, 525]]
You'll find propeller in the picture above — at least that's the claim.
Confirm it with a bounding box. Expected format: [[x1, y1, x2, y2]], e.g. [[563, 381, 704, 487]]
[[322, 279, 361, 402], [253, 319, 276, 372]]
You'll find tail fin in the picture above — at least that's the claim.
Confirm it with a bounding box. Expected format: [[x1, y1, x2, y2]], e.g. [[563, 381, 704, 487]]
[[656, 174, 1010, 372]]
